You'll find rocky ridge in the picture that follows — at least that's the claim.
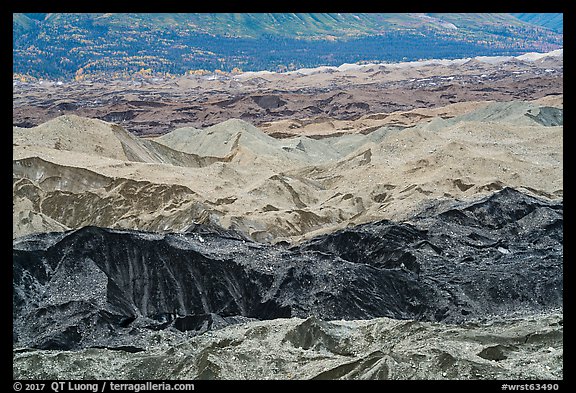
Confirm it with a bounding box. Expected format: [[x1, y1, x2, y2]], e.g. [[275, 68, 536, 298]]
[[13, 187, 562, 351], [13, 98, 563, 243], [13, 187, 563, 379]]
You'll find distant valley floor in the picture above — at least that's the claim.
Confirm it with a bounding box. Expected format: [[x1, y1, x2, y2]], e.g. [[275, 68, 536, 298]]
[[13, 51, 563, 137]]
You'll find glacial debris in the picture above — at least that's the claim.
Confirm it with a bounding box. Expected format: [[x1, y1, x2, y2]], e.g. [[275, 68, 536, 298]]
[[13, 188, 562, 351]]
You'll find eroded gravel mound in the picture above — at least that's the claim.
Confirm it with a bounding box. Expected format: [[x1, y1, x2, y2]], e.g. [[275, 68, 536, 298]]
[[13, 312, 563, 380], [13, 99, 563, 242], [13, 188, 562, 352]]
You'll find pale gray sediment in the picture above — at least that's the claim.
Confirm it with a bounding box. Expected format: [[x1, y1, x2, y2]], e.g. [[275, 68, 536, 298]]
[[13, 188, 563, 380]]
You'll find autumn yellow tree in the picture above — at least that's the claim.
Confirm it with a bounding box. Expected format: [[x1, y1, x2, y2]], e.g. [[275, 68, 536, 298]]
[[136, 68, 153, 78], [74, 67, 85, 81]]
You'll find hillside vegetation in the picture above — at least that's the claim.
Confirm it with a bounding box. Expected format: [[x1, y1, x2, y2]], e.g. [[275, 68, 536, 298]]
[[13, 13, 562, 80]]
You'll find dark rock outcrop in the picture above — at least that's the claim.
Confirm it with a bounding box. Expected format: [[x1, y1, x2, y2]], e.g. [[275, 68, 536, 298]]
[[13, 187, 562, 351]]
